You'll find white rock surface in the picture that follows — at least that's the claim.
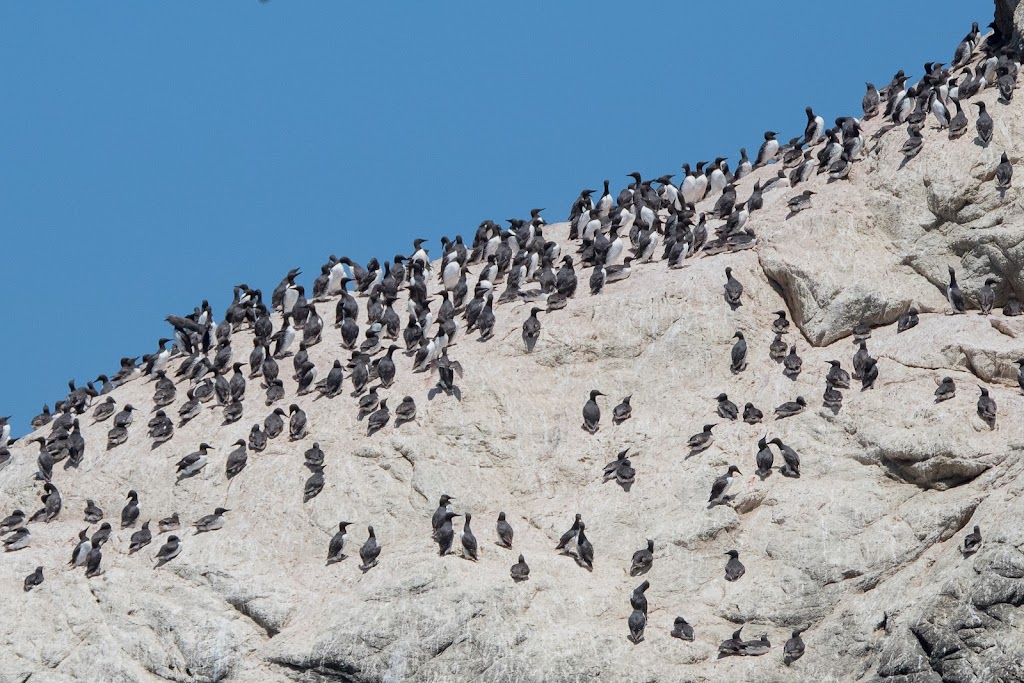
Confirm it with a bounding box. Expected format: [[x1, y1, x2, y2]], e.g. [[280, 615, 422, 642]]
[[3, 17, 1024, 683]]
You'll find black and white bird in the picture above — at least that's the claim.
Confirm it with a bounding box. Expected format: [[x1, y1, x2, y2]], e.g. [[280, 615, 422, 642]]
[[977, 386, 997, 427], [723, 267, 743, 309], [612, 396, 632, 425], [687, 424, 716, 455], [963, 525, 982, 556], [784, 628, 807, 665], [996, 152, 1013, 194], [154, 535, 182, 568], [730, 332, 747, 374], [935, 377, 956, 402], [671, 617, 695, 641], [496, 512, 514, 548], [717, 393, 738, 421], [326, 521, 353, 565], [629, 539, 654, 576], [724, 549, 746, 581], [975, 101, 993, 146], [709, 465, 742, 506], [582, 390, 604, 433], [510, 554, 530, 581], [359, 526, 381, 571]]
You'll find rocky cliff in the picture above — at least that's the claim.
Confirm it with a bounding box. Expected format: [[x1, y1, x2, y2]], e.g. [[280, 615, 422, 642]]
[[2, 9, 1024, 683]]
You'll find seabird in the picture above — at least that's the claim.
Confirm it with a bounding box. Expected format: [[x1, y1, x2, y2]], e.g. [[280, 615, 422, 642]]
[[154, 535, 182, 567], [556, 513, 582, 554], [717, 393, 738, 421], [23, 566, 44, 592], [121, 490, 140, 528], [709, 465, 742, 506], [522, 307, 542, 352], [394, 396, 416, 427], [773, 438, 801, 477], [431, 495, 456, 534], [742, 633, 771, 656], [963, 525, 982, 556], [367, 399, 390, 436], [996, 152, 1013, 194], [575, 521, 594, 570], [783, 346, 802, 379], [772, 310, 790, 335], [861, 357, 879, 391], [784, 628, 807, 665], [582, 390, 604, 433], [775, 396, 807, 418], [723, 267, 743, 309], [755, 436, 774, 479], [248, 425, 268, 453], [787, 190, 815, 214], [935, 377, 956, 402], [224, 439, 248, 479], [628, 609, 647, 644], [129, 521, 153, 554], [175, 443, 212, 482], [743, 403, 763, 424], [326, 521, 353, 564], [85, 540, 104, 578], [730, 332, 748, 374], [630, 579, 649, 614], [688, 424, 716, 455], [436, 511, 460, 556], [0, 509, 26, 532], [92, 396, 117, 422], [826, 360, 851, 388], [767, 335, 787, 364], [724, 549, 746, 581], [977, 386, 997, 427], [719, 628, 746, 658], [304, 465, 325, 502], [671, 617, 695, 641], [630, 539, 654, 576], [91, 522, 113, 547], [510, 554, 530, 581], [612, 396, 632, 424], [289, 404, 308, 440], [823, 382, 843, 412], [754, 131, 779, 167], [853, 341, 870, 379], [3, 527, 31, 551], [496, 512, 514, 548], [1015, 358, 1024, 394], [974, 101, 993, 146], [159, 513, 180, 534], [461, 512, 479, 560], [359, 526, 381, 570], [979, 278, 997, 315]]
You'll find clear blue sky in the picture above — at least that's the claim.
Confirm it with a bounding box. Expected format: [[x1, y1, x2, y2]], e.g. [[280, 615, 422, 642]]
[[0, 1, 990, 435]]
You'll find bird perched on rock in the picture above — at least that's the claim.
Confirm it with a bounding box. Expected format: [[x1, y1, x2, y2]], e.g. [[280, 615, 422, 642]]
[[612, 396, 632, 425], [975, 101, 993, 146], [556, 513, 582, 554], [717, 393, 738, 421], [194, 508, 229, 533], [431, 495, 456, 535], [85, 540, 104, 578], [731, 332, 747, 374], [496, 512, 514, 548], [853, 341, 870, 380], [773, 438, 801, 478], [996, 152, 1013, 195], [947, 266, 965, 313], [772, 310, 790, 335], [787, 190, 815, 214], [1015, 359, 1024, 394], [630, 579, 649, 614], [461, 513, 479, 561], [743, 633, 771, 656], [784, 627, 807, 665], [743, 403, 763, 424], [359, 526, 381, 571], [121, 490, 140, 528], [154, 535, 182, 568], [979, 278, 997, 315], [823, 382, 843, 412], [719, 627, 746, 657], [755, 436, 774, 480], [935, 377, 956, 402], [723, 267, 743, 309], [176, 443, 212, 483], [963, 525, 982, 556], [522, 308, 542, 352], [724, 549, 746, 581], [304, 466, 325, 502], [23, 566, 44, 592], [861, 357, 879, 390], [783, 346, 802, 379], [709, 465, 742, 506], [367, 399, 390, 436], [84, 500, 103, 524], [576, 521, 594, 570], [394, 396, 416, 427], [582, 390, 604, 433], [510, 554, 530, 581], [326, 521, 352, 565], [159, 513, 180, 534], [826, 360, 851, 388], [436, 511, 460, 556], [671, 617, 695, 641], [775, 396, 807, 419], [4, 527, 31, 551], [128, 521, 152, 554], [687, 424, 715, 455], [288, 404, 308, 440], [628, 609, 647, 644], [977, 386, 997, 428], [898, 307, 919, 333], [70, 532, 91, 568], [630, 539, 654, 575]]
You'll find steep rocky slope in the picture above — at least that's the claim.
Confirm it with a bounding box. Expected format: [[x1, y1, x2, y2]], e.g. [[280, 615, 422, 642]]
[[3, 15, 1024, 683]]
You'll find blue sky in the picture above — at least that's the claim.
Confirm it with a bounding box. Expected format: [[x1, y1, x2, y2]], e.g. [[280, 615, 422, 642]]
[[0, 0, 989, 434]]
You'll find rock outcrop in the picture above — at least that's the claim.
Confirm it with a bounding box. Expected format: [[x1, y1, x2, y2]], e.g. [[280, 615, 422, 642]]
[[2, 9, 1024, 683]]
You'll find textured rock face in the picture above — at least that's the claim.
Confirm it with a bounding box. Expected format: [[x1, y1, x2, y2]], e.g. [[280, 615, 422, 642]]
[[2, 24, 1024, 683], [995, 0, 1024, 49]]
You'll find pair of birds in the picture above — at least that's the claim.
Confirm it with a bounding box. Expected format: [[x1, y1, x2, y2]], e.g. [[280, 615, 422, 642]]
[[718, 626, 807, 663], [325, 522, 382, 571], [582, 391, 632, 433]]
